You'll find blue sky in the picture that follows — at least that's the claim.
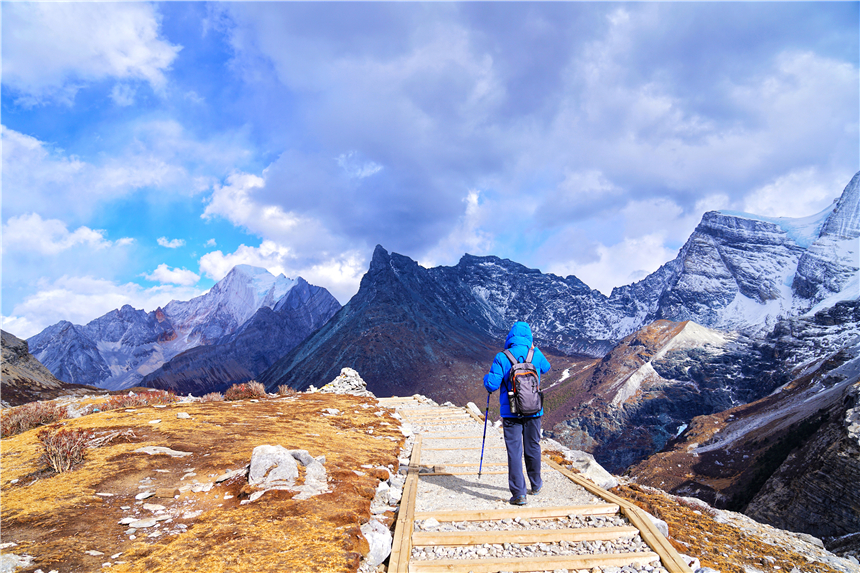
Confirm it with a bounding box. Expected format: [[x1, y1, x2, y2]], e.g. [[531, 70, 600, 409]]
[[2, 2, 858, 339]]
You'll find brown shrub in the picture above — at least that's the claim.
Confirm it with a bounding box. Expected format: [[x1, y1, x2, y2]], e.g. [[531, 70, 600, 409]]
[[38, 426, 93, 473], [199, 392, 224, 402], [97, 390, 177, 412], [0, 401, 68, 438], [224, 381, 267, 401], [278, 385, 297, 397]]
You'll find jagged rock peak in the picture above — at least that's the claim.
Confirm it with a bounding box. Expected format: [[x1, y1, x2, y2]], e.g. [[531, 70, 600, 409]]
[[821, 171, 860, 240]]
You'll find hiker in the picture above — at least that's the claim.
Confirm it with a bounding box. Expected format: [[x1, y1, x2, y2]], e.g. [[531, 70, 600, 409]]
[[483, 321, 551, 505]]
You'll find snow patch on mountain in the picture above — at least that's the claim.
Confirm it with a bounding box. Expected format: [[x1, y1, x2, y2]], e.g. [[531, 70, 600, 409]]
[[719, 203, 836, 249]]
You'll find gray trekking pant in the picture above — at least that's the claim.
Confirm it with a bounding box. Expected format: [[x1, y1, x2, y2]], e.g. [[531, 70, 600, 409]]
[[502, 416, 542, 498]]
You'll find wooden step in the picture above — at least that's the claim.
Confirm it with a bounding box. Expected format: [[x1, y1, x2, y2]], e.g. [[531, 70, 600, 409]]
[[412, 525, 639, 546], [414, 504, 619, 522], [407, 551, 661, 572]]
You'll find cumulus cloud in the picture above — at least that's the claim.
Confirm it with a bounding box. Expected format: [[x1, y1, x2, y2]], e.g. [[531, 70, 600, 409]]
[[2, 2, 180, 105], [143, 264, 200, 286], [545, 233, 677, 296], [198, 241, 364, 304], [216, 2, 856, 289], [2, 122, 250, 223], [2, 213, 131, 255], [157, 237, 186, 249], [2, 276, 205, 339]]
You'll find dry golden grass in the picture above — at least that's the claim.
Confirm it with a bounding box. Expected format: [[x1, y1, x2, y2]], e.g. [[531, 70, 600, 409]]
[[1, 393, 404, 573], [613, 484, 843, 573]]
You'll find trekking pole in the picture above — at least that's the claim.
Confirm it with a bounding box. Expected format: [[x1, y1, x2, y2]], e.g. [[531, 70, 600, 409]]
[[478, 391, 490, 479]]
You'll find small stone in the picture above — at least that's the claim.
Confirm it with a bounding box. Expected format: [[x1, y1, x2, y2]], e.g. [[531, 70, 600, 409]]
[[176, 412, 191, 419], [135, 491, 155, 500], [143, 503, 166, 511], [422, 518, 440, 529], [118, 518, 137, 525], [148, 419, 161, 424], [128, 518, 157, 528], [85, 550, 104, 556]]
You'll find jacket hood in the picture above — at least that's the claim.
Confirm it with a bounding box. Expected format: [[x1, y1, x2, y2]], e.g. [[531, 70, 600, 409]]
[[505, 321, 533, 349]]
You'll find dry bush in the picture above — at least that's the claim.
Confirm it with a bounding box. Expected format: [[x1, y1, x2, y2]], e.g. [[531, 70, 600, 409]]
[[278, 384, 297, 396], [38, 426, 93, 473], [0, 401, 69, 438], [98, 390, 178, 412], [200, 392, 224, 402], [247, 381, 267, 396], [225, 381, 267, 401]]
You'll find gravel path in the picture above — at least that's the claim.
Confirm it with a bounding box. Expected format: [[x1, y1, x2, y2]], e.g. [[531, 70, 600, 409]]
[[391, 401, 673, 573]]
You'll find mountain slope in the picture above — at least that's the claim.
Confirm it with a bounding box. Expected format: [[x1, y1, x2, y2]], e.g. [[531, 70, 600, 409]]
[[259, 246, 503, 404], [27, 267, 336, 391], [141, 278, 341, 395], [1, 330, 98, 407], [626, 300, 860, 541]]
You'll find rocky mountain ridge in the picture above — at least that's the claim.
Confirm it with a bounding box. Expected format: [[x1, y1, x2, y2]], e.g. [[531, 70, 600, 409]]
[[140, 278, 340, 395], [27, 266, 339, 391], [261, 171, 858, 401], [1, 330, 98, 407]]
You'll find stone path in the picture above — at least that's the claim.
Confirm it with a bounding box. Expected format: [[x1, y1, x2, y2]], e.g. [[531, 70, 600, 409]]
[[380, 396, 694, 573]]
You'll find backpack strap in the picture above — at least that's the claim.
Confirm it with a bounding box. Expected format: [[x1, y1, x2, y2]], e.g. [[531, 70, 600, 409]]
[[502, 349, 519, 367], [525, 346, 535, 364]]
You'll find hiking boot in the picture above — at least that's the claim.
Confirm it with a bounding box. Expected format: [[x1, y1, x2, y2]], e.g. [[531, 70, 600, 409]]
[[529, 486, 542, 496], [509, 495, 527, 505]]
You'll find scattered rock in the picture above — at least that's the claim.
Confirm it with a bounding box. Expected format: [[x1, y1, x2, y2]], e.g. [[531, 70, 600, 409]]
[[248, 445, 299, 487], [142, 503, 166, 511], [135, 491, 155, 500], [128, 518, 157, 529], [0, 553, 33, 572], [215, 467, 248, 483], [133, 446, 192, 458], [360, 519, 392, 567], [176, 412, 191, 419], [155, 488, 179, 498]]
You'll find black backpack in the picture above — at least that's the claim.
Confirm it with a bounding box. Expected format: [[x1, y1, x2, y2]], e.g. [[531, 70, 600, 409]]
[[502, 347, 543, 416]]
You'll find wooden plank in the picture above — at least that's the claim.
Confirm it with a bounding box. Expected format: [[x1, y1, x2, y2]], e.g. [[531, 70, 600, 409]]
[[390, 435, 423, 573], [543, 457, 693, 573], [407, 551, 661, 572], [412, 525, 639, 546], [414, 504, 619, 522]]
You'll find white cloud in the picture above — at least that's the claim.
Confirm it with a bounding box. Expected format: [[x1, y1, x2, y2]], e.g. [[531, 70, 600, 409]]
[[546, 233, 676, 296], [2, 122, 250, 222], [2, 276, 205, 339], [3, 2, 180, 105], [144, 264, 200, 286], [157, 237, 186, 249], [2, 213, 130, 255], [421, 190, 494, 267], [199, 241, 364, 304], [336, 152, 383, 179], [742, 167, 847, 218], [205, 238, 217, 247], [110, 83, 136, 107]]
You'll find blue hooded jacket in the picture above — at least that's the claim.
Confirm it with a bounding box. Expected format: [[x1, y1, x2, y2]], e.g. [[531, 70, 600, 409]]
[[483, 322, 551, 418]]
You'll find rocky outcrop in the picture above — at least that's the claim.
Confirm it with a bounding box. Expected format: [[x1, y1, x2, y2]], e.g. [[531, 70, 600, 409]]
[[744, 379, 860, 543], [1, 329, 97, 407], [308, 368, 375, 397]]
